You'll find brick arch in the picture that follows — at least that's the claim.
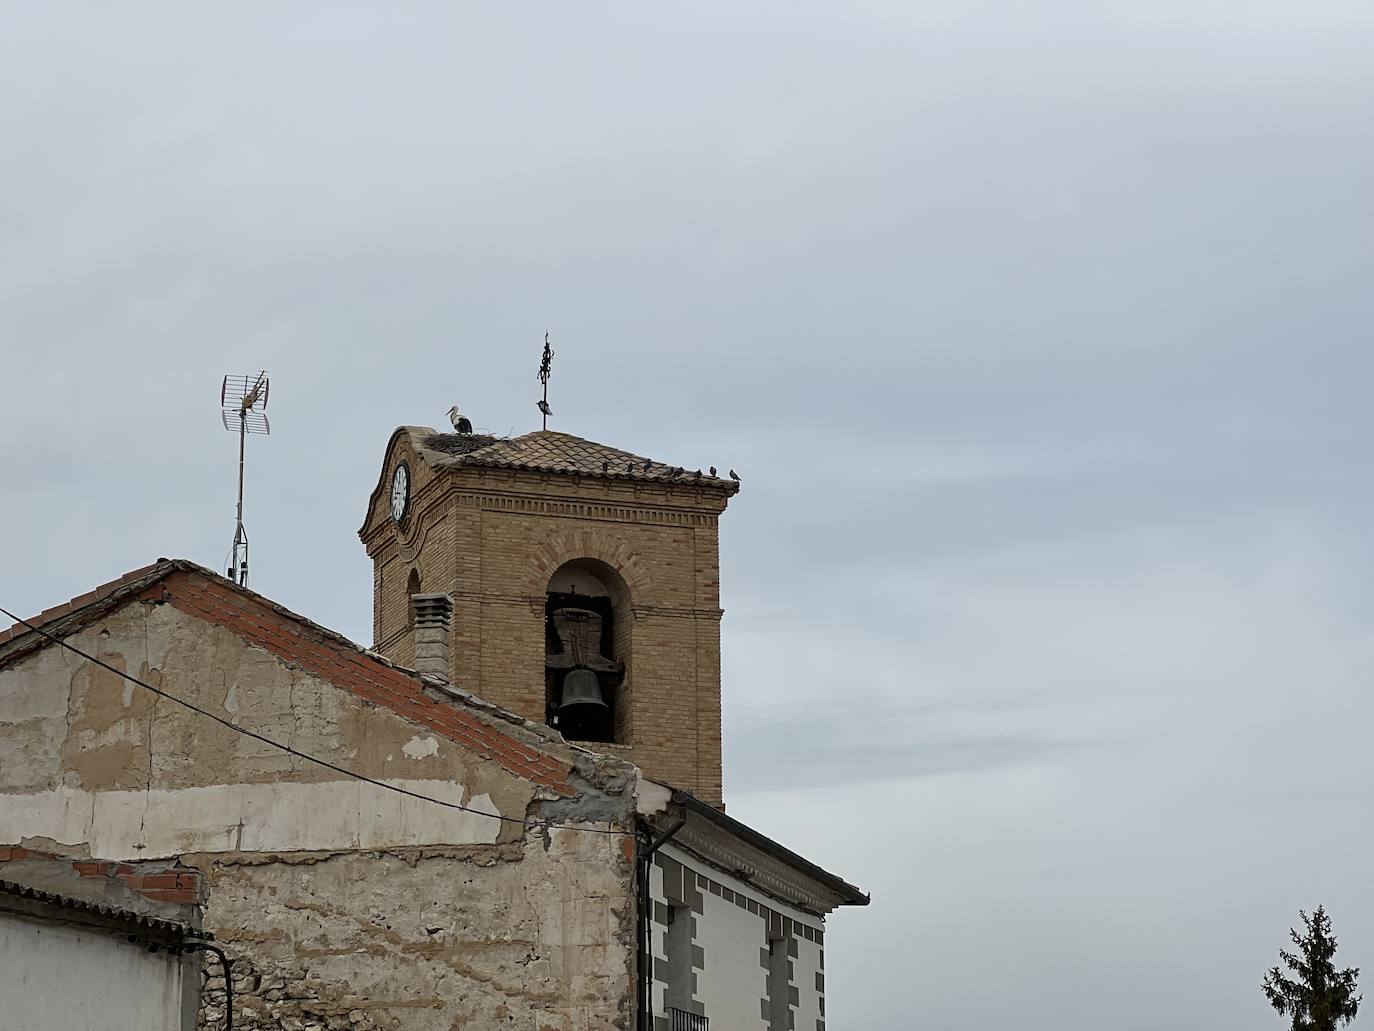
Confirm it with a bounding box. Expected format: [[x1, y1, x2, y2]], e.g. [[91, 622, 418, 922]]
[[518, 528, 653, 602], [404, 567, 423, 629]]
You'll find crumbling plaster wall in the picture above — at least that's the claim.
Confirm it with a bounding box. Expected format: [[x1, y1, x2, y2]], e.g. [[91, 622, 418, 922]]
[[0, 598, 638, 1030], [0, 600, 529, 856], [193, 833, 632, 1031]]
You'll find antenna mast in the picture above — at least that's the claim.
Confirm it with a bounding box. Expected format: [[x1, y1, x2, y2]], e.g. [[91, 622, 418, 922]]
[[219, 371, 271, 586]]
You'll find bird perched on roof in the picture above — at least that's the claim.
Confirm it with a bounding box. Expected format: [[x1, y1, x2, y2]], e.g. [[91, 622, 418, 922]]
[[643, 459, 652, 472], [693, 469, 702, 479], [448, 406, 473, 434], [729, 469, 740, 482], [709, 466, 717, 477], [602, 460, 609, 473]]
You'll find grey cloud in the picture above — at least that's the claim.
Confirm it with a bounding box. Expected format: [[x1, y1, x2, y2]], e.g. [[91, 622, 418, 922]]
[[4, 3, 1374, 1028], [726, 706, 1086, 791]]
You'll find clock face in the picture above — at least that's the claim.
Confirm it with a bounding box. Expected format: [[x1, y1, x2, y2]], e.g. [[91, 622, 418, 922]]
[[389, 462, 410, 524]]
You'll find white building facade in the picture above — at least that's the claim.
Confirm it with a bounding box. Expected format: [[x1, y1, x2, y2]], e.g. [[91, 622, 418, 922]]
[[0, 880, 198, 1031], [639, 787, 864, 1031]]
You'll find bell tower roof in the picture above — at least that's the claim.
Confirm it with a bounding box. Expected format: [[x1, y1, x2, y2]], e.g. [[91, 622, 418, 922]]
[[399, 427, 740, 492]]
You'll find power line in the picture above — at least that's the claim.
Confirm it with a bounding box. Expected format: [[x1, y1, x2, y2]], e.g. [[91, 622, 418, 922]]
[[0, 604, 631, 838]]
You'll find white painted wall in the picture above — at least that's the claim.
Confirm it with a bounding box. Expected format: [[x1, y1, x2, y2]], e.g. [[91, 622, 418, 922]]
[[794, 935, 824, 1031], [0, 912, 186, 1030], [651, 845, 826, 1031], [696, 887, 770, 1030], [0, 779, 501, 861], [649, 860, 668, 1020]]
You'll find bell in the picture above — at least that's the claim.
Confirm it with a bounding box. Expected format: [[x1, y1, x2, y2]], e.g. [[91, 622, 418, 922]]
[[557, 668, 609, 715], [547, 607, 619, 673]]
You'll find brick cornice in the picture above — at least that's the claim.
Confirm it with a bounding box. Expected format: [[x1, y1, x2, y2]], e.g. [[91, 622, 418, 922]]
[[456, 486, 723, 525], [670, 818, 846, 917]]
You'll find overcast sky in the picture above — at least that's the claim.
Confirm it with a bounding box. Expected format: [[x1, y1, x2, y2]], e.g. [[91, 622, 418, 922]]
[[4, 3, 1374, 1027]]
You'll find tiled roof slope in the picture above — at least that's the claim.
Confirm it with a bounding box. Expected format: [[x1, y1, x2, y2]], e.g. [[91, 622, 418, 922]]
[[0, 879, 203, 938], [417, 429, 739, 492], [0, 562, 164, 649], [0, 560, 572, 794]]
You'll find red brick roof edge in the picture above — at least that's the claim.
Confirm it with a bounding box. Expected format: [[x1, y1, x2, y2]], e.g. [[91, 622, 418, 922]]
[[0, 561, 165, 649]]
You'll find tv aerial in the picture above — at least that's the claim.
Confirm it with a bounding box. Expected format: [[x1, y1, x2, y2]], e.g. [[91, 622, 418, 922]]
[[220, 371, 271, 587]]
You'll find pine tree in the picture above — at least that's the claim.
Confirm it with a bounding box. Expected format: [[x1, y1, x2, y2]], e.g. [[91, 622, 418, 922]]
[[1263, 906, 1362, 1031]]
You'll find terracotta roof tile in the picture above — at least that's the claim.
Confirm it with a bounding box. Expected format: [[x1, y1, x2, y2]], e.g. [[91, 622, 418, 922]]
[[0, 879, 204, 939], [418, 430, 739, 491], [0, 561, 165, 648]]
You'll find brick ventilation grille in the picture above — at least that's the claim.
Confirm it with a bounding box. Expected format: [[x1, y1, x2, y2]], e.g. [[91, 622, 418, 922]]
[[412, 593, 453, 630]]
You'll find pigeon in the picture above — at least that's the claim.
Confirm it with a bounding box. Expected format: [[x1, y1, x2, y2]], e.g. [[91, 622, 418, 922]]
[[537, 399, 553, 417], [602, 461, 609, 473], [729, 469, 740, 482], [627, 463, 634, 474], [709, 466, 717, 477], [694, 469, 702, 479], [643, 459, 652, 472]]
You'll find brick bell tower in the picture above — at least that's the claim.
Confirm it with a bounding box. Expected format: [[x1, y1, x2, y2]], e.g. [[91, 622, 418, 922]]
[[358, 419, 738, 804]]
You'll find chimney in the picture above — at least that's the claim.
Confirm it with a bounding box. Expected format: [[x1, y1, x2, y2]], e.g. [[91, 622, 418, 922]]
[[411, 593, 453, 683]]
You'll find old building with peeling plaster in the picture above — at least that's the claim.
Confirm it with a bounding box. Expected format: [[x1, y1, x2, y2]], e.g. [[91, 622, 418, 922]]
[[0, 422, 868, 1030]]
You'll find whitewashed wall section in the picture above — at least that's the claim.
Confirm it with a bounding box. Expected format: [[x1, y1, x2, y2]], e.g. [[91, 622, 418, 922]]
[[0, 779, 502, 861], [0, 912, 188, 1030], [649, 843, 826, 1031]]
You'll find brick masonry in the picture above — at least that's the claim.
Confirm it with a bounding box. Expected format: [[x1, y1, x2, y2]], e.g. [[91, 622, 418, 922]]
[[0, 849, 202, 906], [361, 427, 735, 803]]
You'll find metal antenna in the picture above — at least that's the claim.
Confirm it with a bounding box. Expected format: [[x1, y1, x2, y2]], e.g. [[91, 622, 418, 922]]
[[537, 332, 554, 429], [219, 371, 271, 587]]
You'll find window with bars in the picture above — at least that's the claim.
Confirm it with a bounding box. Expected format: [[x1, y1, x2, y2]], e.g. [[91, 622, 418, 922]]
[[668, 1007, 709, 1031]]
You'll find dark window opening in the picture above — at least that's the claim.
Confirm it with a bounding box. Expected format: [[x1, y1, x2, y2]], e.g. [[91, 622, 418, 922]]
[[405, 568, 422, 628]]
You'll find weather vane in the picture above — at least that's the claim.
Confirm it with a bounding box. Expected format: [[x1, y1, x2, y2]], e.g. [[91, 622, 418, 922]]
[[537, 331, 554, 430]]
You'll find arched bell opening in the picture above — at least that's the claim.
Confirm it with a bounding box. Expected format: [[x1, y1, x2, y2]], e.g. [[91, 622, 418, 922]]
[[545, 558, 631, 744]]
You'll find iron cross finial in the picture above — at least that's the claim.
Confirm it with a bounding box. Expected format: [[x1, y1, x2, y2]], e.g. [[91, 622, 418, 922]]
[[537, 332, 555, 429]]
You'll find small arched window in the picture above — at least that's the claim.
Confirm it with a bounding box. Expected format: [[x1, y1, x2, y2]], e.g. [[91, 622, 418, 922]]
[[544, 559, 631, 744], [406, 568, 422, 627]]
